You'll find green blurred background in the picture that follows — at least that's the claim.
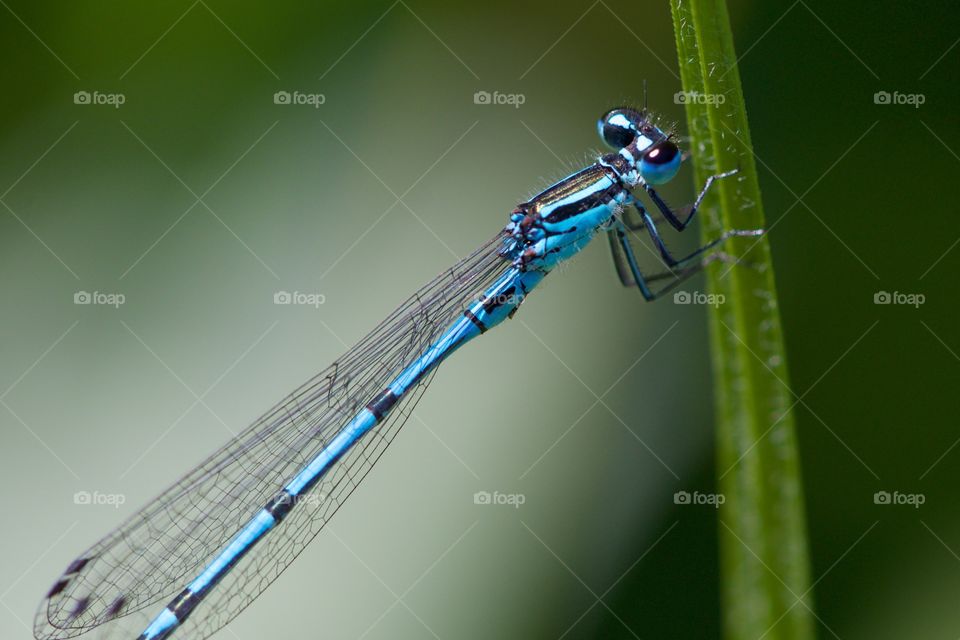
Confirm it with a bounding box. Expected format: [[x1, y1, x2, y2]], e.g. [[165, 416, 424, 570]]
[[1, 1, 957, 638]]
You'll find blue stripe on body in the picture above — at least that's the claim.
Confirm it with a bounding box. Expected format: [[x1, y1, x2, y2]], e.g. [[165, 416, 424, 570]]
[[139, 608, 177, 639], [532, 199, 623, 270], [389, 316, 474, 396], [541, 176, 613, 213], [283, 409, 376, 496], [389, 267, 533, 395], [187, 509, 276, 594], [537, 177, 616, 228]]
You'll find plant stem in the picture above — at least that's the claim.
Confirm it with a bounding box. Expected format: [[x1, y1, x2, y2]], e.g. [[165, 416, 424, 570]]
[[670, 1, 814, 638]]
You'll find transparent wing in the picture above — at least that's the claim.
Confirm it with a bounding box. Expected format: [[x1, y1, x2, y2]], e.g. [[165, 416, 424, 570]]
[[35, 231, 512, 640]]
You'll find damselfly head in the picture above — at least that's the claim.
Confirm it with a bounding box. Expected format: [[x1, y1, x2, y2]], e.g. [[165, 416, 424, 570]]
[[598, 107, 682, 185]]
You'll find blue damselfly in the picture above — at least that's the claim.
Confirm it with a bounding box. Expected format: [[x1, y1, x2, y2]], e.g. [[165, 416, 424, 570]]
[[35, 107, 761, 640]]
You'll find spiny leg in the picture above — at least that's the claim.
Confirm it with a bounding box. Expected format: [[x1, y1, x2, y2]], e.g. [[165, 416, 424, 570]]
[[642, 168, 738, 231], [636, 203, 762, 268], [609, 225, 742, 301], [621, 203, 681, 232], [608, 222, 695, 289]]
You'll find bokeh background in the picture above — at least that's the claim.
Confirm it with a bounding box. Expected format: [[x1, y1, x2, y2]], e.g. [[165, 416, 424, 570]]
[[1, 1, 958, 638]]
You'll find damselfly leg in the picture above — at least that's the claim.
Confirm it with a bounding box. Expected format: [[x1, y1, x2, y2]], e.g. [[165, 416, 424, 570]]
[[607, 162, 761, 291], [635, 202, 763, 267], [639, 168, 739, 232], [607, 223, 742, 301]]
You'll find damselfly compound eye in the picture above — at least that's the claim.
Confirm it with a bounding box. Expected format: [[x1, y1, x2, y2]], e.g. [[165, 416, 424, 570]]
[[643, 140, 678, 164], [597, 108, 643, 149], [639, 140, 681, 184]]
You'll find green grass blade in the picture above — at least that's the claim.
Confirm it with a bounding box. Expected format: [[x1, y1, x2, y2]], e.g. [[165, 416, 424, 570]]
[[670, 1, 815, 638]]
